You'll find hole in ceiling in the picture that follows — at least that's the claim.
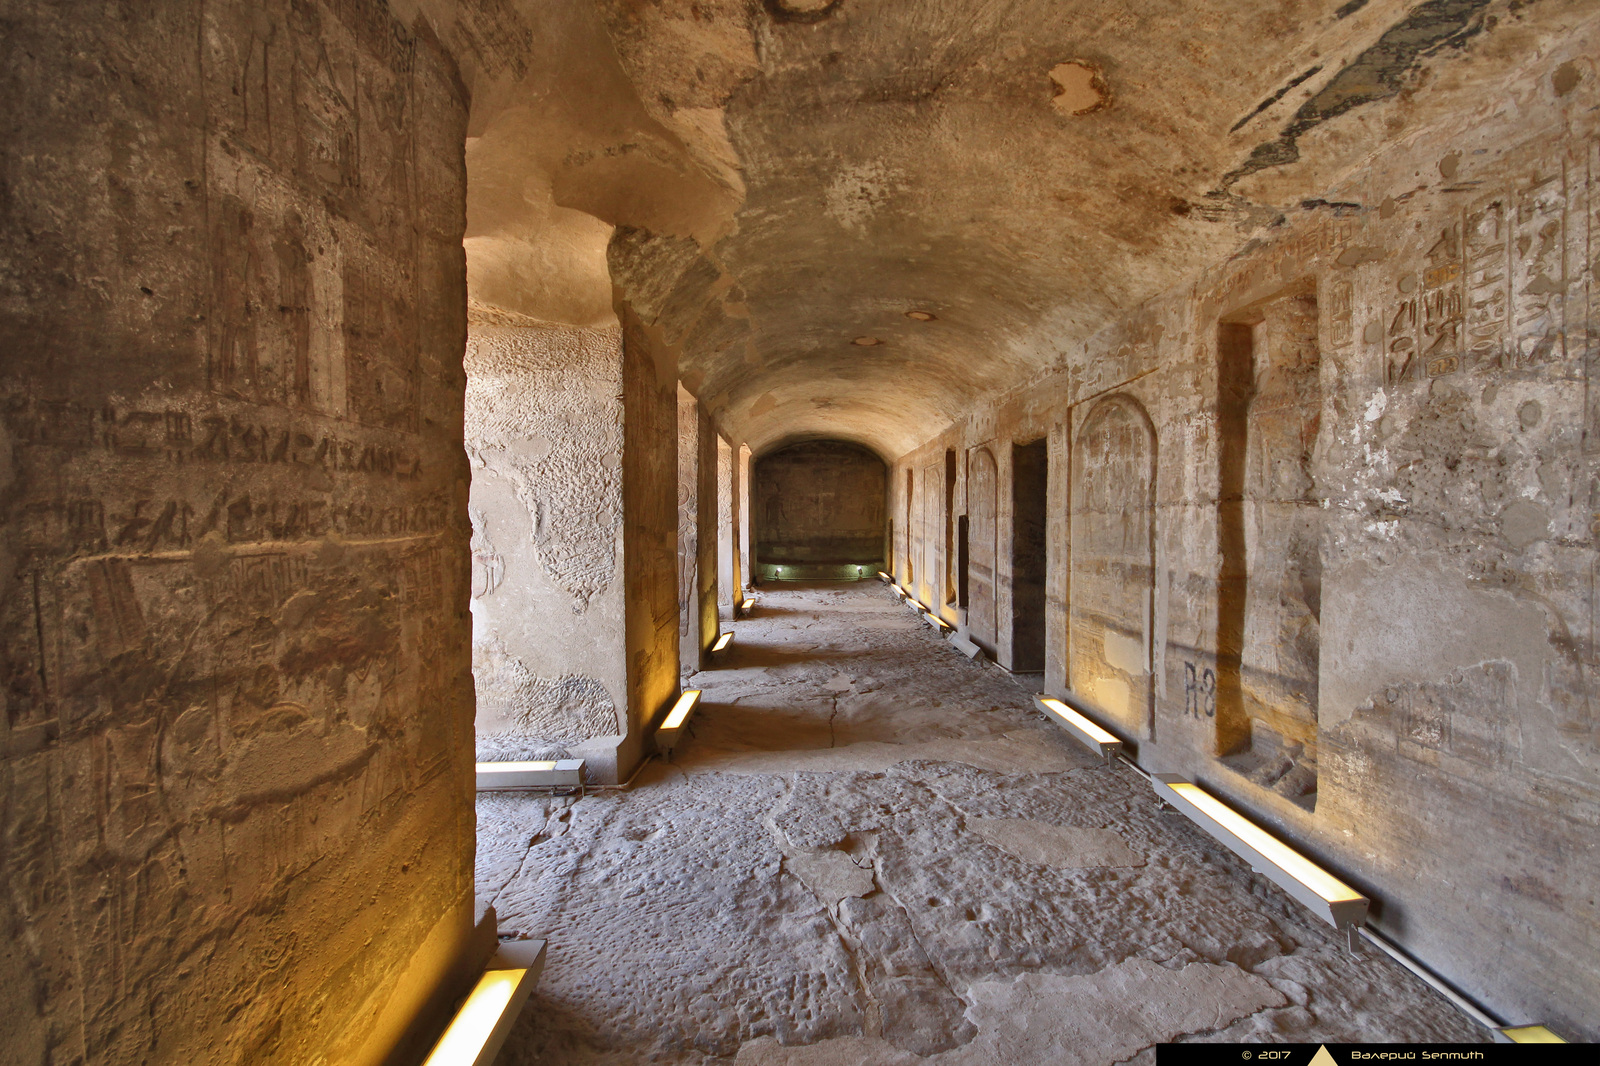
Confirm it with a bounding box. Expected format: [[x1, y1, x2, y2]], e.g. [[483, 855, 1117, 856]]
[[1049, 61, 1110, 116], [852, 336, 883, 346], [765, 0, 842, 23], [905, 310, 937, 321]]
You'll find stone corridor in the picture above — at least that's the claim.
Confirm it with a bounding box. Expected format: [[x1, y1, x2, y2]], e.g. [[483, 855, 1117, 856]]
[[478, 583, 1480, 1065]]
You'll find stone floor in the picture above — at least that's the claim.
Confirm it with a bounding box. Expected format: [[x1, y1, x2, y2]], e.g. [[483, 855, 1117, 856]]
[[480, 582, 1485, 1065]]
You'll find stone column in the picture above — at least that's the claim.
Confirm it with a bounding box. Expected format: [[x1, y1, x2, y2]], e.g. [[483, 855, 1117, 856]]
[[717, 435, 741, 618], [0, 4, 477, 1062], [619, 305, 681, 770], [676, 386, 717, 678]]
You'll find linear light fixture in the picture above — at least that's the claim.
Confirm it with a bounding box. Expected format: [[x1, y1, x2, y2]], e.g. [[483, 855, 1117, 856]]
[[1496, 1026, 1567, 1043], [711, 632, 733, 653], [422, 959, 539, 1065], [877, 571, 891, 582], [741, 598, 755, 610], [656, 689, 702, 752], [922, 611, 951, 631], [1033, 695, 1122, 759], [1151, 774, 1368, 932], [475, 759, 585, 791]]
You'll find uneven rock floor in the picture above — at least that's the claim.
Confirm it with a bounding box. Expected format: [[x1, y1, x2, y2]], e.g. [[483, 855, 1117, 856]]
[[481, 582, 1484, 1064]]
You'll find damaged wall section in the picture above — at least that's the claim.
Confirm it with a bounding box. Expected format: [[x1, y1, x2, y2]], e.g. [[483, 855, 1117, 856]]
[[465, 312, 627, 774]]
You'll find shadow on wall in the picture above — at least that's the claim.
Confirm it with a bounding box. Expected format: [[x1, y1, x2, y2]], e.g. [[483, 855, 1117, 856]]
[[754, 440, 886, 581]]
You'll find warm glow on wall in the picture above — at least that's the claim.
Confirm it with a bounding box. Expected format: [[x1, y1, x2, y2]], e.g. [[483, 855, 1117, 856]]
[[422, 968, 533, 1066]]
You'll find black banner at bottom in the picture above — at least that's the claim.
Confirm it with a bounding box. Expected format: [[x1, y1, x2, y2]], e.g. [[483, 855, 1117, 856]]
[[1157, 1044, 1587, 1066]]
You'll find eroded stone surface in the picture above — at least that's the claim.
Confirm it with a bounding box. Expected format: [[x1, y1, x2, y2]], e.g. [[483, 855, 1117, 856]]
[[484, 584, 1484, 1064], [967, 818, 1144, 869]]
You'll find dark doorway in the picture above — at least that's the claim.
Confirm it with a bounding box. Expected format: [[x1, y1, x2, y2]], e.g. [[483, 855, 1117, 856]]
[[1010, 439, 1048, 672], [944, 449, 958, 605], [956, 515, 969, 608]]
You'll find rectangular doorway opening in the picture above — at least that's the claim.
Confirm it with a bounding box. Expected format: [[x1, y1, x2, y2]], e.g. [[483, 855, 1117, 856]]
[[956, 515, 969, 609], [1011, 438, 1048, 672]]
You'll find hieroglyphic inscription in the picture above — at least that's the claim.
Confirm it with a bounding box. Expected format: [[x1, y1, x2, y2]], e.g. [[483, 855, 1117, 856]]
[[1378, 154, 1591, 388], [1464, 195, 1509, 366], [1387, 227, 1464, 385], [1328, 280, 1354, 348], [42, 491, 450, 554], [7, 400, 424, 477], [1511, 164, 1566, 368], [209, 551, 312, 609], [1216, 217, 1357, 308], [203, 0, 423, 429], [1421, 228, 1464, 375]]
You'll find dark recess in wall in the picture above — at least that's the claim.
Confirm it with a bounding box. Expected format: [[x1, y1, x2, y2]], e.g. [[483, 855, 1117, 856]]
[[1011, 439, 1049, 671]]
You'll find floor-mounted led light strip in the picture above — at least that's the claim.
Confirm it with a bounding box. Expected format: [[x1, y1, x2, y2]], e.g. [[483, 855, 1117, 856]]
[[741, 598, 755, 610], [655, 689, 702, 753], [423, 940, 546, 1066], [1495, 1025, 1567, 1043], [475, 760, 585, 792], [1151, 774, 1368, 933], [1033, 695, 1122, 760], [1035, 691, 1566, 1041], [711, 632, 733, 653]]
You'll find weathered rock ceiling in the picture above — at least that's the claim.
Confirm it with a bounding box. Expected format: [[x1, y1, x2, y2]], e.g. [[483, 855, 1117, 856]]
[[455, 0, 1595, 458]]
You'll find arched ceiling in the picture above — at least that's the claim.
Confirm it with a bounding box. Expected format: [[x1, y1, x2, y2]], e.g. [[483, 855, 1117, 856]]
[[449, 0, 1585, 459]]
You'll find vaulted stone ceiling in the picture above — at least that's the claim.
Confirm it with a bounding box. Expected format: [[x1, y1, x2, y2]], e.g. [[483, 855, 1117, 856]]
[[463, 0, 1583, 457]]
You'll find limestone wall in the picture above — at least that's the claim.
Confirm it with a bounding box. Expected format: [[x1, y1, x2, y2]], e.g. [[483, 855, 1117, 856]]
[[619, 305, 683, 765], [696, 406, 720, 667], [717, 435, 741, 618], [891, 40, 1600, 1039], [754, 441, 887, 578], [676, 387, 719, 677], [465, 316, 628, 777], [0, 1, 477, 1061]]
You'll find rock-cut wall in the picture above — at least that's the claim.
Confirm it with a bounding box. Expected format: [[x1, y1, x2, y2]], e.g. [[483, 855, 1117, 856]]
[[891, 36, 1600, 1039], [0, 2, 477, 1062], [465, 312, 628, 776]]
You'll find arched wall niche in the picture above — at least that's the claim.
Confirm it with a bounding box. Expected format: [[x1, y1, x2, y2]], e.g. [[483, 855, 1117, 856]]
[[1069, 393, 1157, 739], [966, 445, 1000, 652]]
